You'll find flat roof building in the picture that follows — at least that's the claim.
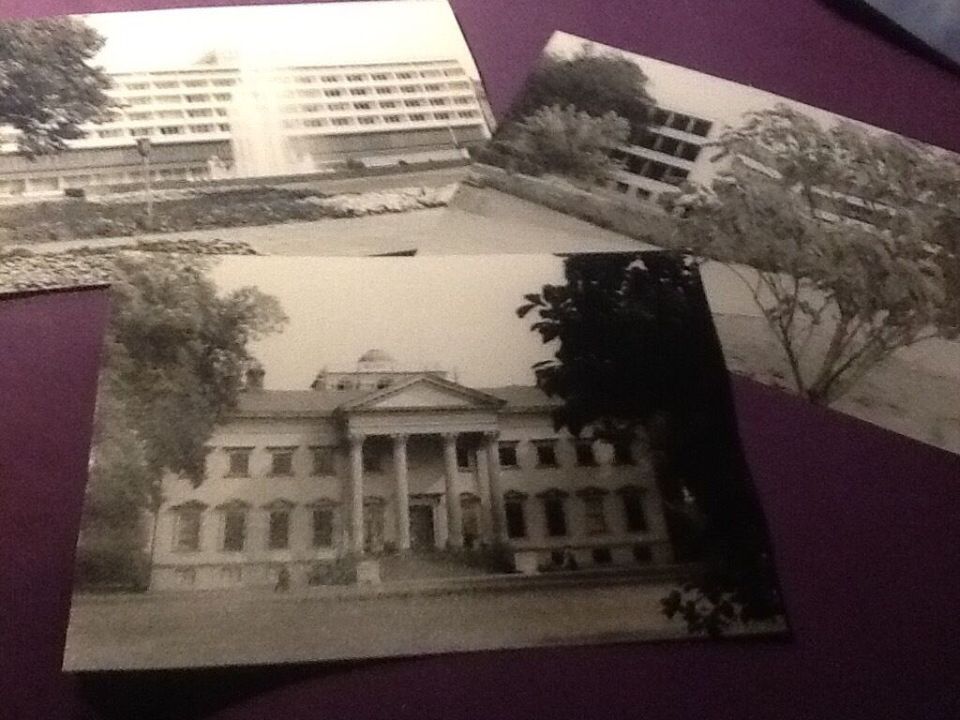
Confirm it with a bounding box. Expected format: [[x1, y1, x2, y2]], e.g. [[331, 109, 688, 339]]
[[0, 58, 491, 197], [150, 352, 674, 591]]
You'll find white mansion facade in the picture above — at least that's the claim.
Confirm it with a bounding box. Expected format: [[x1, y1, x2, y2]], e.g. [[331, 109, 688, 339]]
[[151, 351, 673, 590]]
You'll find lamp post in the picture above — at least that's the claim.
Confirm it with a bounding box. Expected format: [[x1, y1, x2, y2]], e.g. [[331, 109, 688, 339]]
[[136, 137, 153, 229]]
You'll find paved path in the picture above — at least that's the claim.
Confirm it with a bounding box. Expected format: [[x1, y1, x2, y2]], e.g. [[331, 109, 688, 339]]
[[64, 581, 693, 671]]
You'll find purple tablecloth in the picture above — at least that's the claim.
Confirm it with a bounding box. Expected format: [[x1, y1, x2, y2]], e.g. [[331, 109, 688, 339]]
[[1, 2, 959, 719]]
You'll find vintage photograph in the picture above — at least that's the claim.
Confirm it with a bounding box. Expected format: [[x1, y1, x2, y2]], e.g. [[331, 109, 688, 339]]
[[63, 252, 787, 671], [0, 0, 493, 276], [434, 31, 960, 455]]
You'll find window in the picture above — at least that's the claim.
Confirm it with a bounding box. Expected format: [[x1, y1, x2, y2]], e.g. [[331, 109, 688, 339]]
[[217, 123, 231, 132], [371, 73, 390, 81], [498, 441, 518, 468], [332, 117, 352, 126], [126, 96, 151, 106], [613, 441, 635, 466], [657, 136, 680, 155], [615, 181, 630, 194], [184, 94, 209, 103], [453, 97, 473, 105], [384, 115, 402, 123], [651, 108, 670, 126], [358, 116, 378, 125], [396, 72, 415, 79], [173, 506, 203, 552], [320, 75, 339, 83], [375, 86, 394, 95], [678, 142, 700, 161], [190, 124, 214, 134], [574, 440, 596, 467], [129, 128, 153, 137], [345, 73, 365, 81], [443, 68, 465, 76], [592, 547, 613, 565], [302, 104, 321, 113], [222, 510, 246, 551], [159, 126, 183, 136], [404, 99, 423, 107], [312, 508, 334, 547], [429, 97, 447, 106], [268, 510, 290, 550], [212, 79, 236, 87], [449, 80, 471, 89], [349, 88, 368, 96], [633, 543, 653, 563], [379, 101, 397, 109], [362, 446, 381, 473], [409, 113, 426, 122], [226, 448, 252, 478], [669, 112, 692, 132], [620, 487, 648, 532], [154, 80, 179, 90], [433, 111, 450, 120], [325, 89, 343, 97], [312, 447, 335, 476], [534, 440, 558, 468], [184, 79, 207, 88], [126, 82, 150, 91], [187, 108, 213, 118], [400, 86, 418, 94], [424, 83, 442, 91], [542, 493, 568, 537], [269, 447, 295, 476], [458, 111, 478, 119], [456, 445, 471, 470], [583, 494, 608, 535], [354, 101, 372, 110], [504, 494, 527, 538]]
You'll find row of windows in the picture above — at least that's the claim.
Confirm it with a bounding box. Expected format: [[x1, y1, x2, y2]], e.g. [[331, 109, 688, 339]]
[[126, 124, 232, 138], [630, 130, 703, 162], [617, 153, 690, 186], [290, 67, 465, 84], [123, 78, 237, 91], [649, 108, 712, 137], [285, 96, 476, 113], [288, 110, 480, 130], [171, 488, 650, 552], [219, 437, 635, 479]]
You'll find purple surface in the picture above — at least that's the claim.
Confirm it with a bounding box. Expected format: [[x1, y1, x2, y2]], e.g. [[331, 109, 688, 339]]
[[1, 2, 959, 719]]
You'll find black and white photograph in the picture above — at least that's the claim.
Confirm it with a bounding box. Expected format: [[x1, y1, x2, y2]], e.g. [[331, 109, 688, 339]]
[[63, 252, 786, 671], [0, 0, 493, 273], [435, 31, 960, 456]]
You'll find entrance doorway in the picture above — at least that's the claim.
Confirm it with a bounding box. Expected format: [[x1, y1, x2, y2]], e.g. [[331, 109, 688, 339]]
[[409, 504, 436, 551]]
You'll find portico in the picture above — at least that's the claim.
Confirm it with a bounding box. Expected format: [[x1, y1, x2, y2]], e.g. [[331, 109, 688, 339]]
[[338, 374, 509, 557]]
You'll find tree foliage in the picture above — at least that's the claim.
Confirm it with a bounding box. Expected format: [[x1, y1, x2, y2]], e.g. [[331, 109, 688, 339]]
[[507, 44, 654, 142], [661, 104, 960, 404], [495, 104, 630, 181], [518, 253, 783, 636], [77, 254, 287, 587], [0, 17, 116, 158]]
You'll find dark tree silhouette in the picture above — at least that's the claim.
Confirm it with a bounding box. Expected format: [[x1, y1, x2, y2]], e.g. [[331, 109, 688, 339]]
[[0, 17, 117, 158], [518, 252, 784, 636]]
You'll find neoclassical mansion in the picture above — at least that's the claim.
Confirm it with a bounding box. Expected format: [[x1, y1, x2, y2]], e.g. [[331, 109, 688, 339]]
[[151, 351, 674, 590]]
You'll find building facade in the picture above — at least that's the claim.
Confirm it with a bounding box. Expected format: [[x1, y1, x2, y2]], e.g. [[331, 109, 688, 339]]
[[150, 351, 674, 591], [602, 106, 716, 204], [0, 58, 490, 198]]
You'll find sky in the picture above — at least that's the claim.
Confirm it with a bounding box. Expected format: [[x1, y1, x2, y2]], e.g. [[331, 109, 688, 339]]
[[79, 1, 481, 77], [209, 255, 568, 390]]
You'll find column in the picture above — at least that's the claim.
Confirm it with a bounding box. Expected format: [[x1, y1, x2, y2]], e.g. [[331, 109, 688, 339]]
[[392, 433, 411, 552], [348, 432, 365, 556], [442, 433, 463, 549], [474, 445, 494, 545], [484, 431, 507, 544]]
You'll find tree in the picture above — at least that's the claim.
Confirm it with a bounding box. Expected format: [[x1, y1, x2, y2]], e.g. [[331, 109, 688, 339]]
[[518, 253, 783, 636], [76, 254, 287, 587], [495, 104, 630, 181], [0, 17, 116, 158], [508, 44, 654, 142], [661, 104, 960, 405]]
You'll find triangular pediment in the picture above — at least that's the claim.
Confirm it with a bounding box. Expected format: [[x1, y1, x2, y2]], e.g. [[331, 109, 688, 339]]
[[339, 375, 506, 412]]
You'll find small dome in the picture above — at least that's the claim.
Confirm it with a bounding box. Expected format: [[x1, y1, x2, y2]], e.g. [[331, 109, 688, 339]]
[[359, 348, 394, 364]]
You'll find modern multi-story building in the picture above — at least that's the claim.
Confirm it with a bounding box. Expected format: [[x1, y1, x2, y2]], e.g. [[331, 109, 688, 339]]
[[603, 106, 715, 204], [0, 58, 491, 198], [150, 350, 673, 591]]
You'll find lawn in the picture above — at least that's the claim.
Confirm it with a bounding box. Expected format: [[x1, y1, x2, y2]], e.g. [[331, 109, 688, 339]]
[[64, 582, 698, 671]]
